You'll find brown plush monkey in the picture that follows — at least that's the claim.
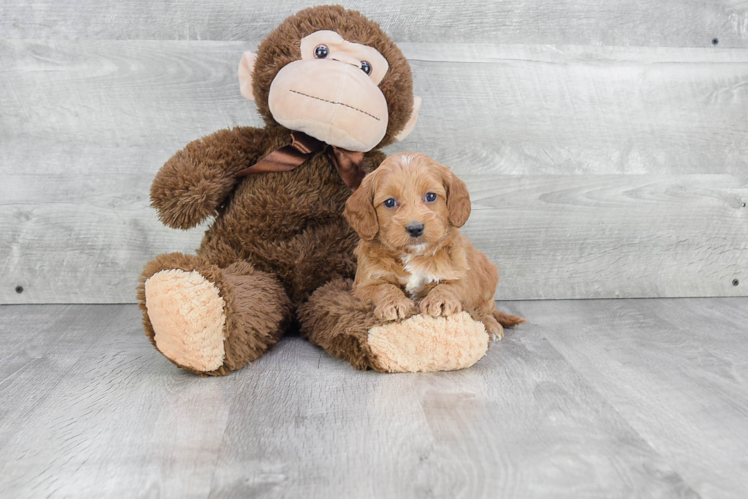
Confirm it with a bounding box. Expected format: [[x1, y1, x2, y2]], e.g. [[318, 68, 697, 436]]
[[137, 6, 420, 375], [139, 5, 492, 375]]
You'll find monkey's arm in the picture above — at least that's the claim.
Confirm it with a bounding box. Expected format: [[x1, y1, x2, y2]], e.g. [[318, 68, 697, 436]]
[[150, 126, 269, 229]]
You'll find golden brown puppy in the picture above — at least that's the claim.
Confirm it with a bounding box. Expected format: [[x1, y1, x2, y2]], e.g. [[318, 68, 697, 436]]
[[344, 152, 525, 338]]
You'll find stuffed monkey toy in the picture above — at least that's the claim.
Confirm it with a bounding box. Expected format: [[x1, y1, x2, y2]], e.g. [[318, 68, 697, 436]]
[[138, 5, 493, 375]]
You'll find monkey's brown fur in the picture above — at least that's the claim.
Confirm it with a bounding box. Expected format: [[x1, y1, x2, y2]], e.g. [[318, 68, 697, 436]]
[[137, 6, 415, 374], [138, 253, 292, 375]]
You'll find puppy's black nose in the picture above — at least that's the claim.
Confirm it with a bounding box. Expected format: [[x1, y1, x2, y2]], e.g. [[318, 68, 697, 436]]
[[405, 222, 424, 238]]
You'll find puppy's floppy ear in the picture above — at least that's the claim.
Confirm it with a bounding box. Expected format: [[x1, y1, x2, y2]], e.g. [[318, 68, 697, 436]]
[[445, 169, 471, 228], [344, 175, 379, 240]]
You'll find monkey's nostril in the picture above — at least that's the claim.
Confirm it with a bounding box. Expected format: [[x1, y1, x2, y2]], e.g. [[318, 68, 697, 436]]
[[405, 222, 424, 238]]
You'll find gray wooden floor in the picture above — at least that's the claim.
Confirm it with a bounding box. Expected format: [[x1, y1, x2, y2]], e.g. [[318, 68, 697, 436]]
[[0, 299, 746, 498]]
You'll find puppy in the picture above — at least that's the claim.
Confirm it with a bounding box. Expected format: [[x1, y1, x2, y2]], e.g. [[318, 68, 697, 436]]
[[344, 152, 525, 338]]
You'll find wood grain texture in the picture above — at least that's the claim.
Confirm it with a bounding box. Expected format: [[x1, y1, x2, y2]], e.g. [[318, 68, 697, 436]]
[[2, 39, 747, 303], [1, 173, 745, 303], [0, 305, 127, 452], [1, 0, 747, 48], [3, 41, 748, 176], [517, 298, 748, 498], [209, 323, 693, 498], [1, 300, 747, 497], [0, 304, 233, 497], [405, 44, 748, 176], [466, 174, 748, 300]]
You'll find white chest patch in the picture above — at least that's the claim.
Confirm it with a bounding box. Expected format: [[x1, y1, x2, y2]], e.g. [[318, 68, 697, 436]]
[[402, 258, 441, 298]]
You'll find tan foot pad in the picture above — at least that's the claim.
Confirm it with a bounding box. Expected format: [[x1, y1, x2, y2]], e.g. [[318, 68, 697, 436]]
[[368, 312, 489, 373], [144, 270, 226, 372]]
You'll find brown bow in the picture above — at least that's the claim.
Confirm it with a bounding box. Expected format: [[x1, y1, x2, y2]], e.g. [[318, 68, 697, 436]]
[[234, 131, 366, 191]]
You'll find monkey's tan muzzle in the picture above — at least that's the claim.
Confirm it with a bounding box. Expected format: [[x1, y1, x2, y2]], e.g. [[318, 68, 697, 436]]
[[268, 59, 389, 152]]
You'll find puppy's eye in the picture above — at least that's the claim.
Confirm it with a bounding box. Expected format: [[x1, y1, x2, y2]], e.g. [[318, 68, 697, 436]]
[[360, 61, 372, 75], [425, 192, 437, 203], [383, 198, 397, 208], [314, 45, 329, 59]]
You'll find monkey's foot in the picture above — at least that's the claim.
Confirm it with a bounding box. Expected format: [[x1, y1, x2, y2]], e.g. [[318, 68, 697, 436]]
[[367, 312, 489, 373], [299, 279, 494, 373], [138, 253, 291, 376], [144, 269, 227, 373]]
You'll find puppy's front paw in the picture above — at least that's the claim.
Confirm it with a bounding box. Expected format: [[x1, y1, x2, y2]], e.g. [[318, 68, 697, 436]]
[[420, 289, 462, 317], [374, 296, 418, 321]]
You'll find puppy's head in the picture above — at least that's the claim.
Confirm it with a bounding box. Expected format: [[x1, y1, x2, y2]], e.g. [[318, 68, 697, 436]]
[[344, 152, 470, 253]]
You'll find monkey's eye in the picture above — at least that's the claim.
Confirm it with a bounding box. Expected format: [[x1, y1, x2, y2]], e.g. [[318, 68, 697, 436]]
[[425, 193, 437, 203], [314, 45, 329, 59], [383, 198, 397, 208], [360, 61, 372, 75]]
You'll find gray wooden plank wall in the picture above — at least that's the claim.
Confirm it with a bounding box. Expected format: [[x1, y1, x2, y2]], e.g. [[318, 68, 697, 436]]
[[1, 1, 747, 303]]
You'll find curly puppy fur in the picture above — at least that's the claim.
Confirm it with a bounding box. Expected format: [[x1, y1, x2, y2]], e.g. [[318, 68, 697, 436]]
[[344, 152, 526, 338], [139, 6, 417, 374]]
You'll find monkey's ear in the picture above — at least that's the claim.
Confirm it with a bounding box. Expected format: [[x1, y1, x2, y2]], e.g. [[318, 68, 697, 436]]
[[445, 170, 471, 228], [238, 51, 257, 101], [344, 178, 379, 240], [394, 96, 421, 142]]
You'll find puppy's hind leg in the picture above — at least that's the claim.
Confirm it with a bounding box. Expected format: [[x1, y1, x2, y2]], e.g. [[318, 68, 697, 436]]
[[493, 309, 527, 328], [480, 313, 504, 341], [476, 309, 526, 341]]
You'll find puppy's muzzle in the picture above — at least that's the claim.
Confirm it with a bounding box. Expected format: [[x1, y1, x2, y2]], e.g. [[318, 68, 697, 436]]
[[405, 222, 424, 238]]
